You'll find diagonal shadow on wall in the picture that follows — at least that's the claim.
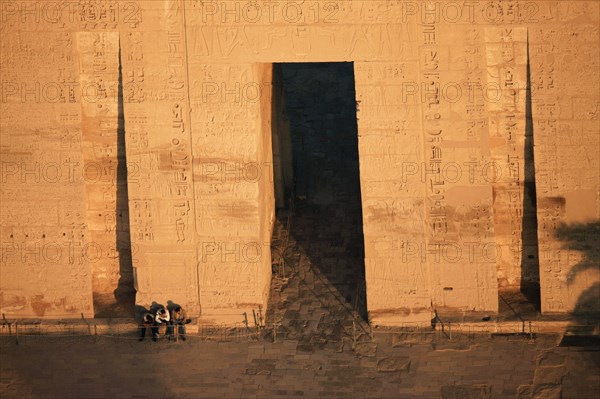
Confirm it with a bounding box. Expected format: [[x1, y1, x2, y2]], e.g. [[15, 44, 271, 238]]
[[282, 62, 368, 320], [113, 44, 135, 316], [94, 43, 135, 318], [520, 35, 541, 310]]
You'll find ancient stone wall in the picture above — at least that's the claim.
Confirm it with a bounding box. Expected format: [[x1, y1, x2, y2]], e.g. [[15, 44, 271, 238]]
[[1, 0, 598, 322], [0, 25, 95, 317], [77, 31, 134, 317], [529, 3, 600, 313]]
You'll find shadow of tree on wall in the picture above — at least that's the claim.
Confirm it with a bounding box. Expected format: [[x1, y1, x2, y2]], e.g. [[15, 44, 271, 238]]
[[518, 34, 598, 338], [557, 221, 600, 315], [555, 221, 600, 341]]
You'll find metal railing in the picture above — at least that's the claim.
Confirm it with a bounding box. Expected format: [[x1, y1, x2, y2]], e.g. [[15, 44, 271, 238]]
[[0, 321, 271, 344], [4, 317, 598, 347]]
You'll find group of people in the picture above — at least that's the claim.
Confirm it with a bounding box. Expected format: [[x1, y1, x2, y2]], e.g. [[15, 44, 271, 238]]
[[139, 305, 191, 342]]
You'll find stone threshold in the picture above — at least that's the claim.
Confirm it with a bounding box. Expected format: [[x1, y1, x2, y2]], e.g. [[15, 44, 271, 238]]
[[1, 316, 598, 337]]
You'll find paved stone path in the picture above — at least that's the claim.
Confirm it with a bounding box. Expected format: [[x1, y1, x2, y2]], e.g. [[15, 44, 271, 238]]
[[2, 332, 599, 398], [3, 212, 599, 398], [266, 211, 369, 352]]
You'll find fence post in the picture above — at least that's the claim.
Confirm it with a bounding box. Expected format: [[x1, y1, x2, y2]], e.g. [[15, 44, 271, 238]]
[[15, 322, 19, 345], [529, 321, 533, 341]]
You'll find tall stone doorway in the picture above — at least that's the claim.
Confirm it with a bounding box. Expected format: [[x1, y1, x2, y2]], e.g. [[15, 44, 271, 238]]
[[267, 62, 369, 343]]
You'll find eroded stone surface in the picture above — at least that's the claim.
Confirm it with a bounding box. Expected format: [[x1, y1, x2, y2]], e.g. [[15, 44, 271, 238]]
[[377, 356, 411, 372], [1, 328, 598, 399], [440, 385, 492, 399]]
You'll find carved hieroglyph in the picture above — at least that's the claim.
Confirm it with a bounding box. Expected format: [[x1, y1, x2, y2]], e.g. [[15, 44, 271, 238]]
[[187, 62, 275, 322], [529, 13, 600, 313], [120, 0, 200, 314], [1, 23, 93, 318], [484, 27, 529, 288], [76, 31, 125, 313]]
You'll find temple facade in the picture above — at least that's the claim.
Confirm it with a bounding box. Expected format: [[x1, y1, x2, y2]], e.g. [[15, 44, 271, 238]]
[[1, 0, 598, 325]]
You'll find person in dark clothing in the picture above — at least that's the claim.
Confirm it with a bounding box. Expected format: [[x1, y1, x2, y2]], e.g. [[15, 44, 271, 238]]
[[139, 312, 155, 342]]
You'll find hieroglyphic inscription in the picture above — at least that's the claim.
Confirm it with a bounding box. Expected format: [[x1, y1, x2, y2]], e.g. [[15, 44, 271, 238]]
[[419, 9, 447, 309], [485, 27, 528, 288], [77, 31, 123, 310], [419, 21, 498, 311], [530, 21, 600, 313], [355, 58, 432, 324], [1, 27, 94, 317], [122, 0, 199, 313]]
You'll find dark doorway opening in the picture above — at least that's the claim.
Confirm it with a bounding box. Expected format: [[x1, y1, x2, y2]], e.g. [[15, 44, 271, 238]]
[[267, 62, 368, 345]]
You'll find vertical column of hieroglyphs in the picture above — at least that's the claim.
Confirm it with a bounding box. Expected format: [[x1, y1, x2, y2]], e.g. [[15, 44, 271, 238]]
[[0, 3, 94, 317], [355, 60, 432, 324], [417, 8, 446, 310], [530, 2, 600, 313], [444, 22, 498, 311], [119, 4, 150, 306], [485, 27, 528, 289], [121, 0, 199, 313], [76, 32, 123, 315], [456, 24, 499, 311], [353, 4, 434, 324], [76, 0, 142, 317], [419, 12, 498, 311]]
